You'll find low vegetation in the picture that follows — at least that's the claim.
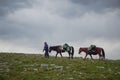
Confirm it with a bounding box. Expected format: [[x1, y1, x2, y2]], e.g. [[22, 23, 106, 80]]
[[0, 53, 120, 80]]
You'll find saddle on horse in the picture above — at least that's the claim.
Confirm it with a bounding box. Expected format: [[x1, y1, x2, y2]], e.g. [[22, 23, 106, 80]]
[[63, 43, 70, 52], [88, 45, 97, 55]]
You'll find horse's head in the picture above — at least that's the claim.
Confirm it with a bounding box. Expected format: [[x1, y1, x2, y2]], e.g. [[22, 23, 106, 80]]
[[49, 47, 52, 53]]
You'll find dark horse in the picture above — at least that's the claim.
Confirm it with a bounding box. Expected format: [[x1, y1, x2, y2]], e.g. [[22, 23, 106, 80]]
[[78, 47, 105, 60], [49, 45, 74, 59]]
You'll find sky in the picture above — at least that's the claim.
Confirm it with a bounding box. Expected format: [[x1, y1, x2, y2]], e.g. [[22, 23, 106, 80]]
[[0, 0, 120, 60]]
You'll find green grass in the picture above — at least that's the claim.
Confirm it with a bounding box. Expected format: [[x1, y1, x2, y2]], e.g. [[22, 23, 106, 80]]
[[0, 53, 120, 80]]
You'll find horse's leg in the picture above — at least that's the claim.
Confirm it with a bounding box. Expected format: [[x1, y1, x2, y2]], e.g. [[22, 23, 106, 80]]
[[98, 53, 102, 60], [60, 52, 63, 58], [98, 50, 102, 60], [71, 51, 74, 59], [69, 47, 73, 59], [71, 53, 73, 59], [55, 52, 58, 58], [68, 52, 70, 59], [69, 51, 72, 59], [84, 54, 88, 60], [90, 54, 93, 60]]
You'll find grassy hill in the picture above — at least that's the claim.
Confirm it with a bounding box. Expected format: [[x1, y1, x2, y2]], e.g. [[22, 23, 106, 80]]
[[0, 53, 120, 80]]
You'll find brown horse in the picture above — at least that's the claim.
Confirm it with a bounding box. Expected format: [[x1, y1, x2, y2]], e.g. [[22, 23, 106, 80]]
[[78, 47, 105, 60], [49, 45, 74, 59]]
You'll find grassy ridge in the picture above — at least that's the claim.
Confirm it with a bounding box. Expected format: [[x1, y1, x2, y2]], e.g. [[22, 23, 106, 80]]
[[0, 53, 120, 80]]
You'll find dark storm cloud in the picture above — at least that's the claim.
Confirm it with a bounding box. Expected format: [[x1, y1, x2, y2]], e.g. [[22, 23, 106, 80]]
[[0, 0, 120, 59], [0, 20, 53, 41], [1, 0, 119, 41], [44, 0, 120, 19], [0, 0, 120, 41], [0, 0, 32, 17], [70, 0, 120, 11]]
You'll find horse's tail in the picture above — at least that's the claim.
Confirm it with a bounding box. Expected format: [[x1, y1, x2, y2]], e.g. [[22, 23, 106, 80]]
[[71, 46, 74, 58], [101, 48, 105, 59]]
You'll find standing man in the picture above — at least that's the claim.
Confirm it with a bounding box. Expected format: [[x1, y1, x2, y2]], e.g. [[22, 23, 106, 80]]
[[43, 42, 49, 58]]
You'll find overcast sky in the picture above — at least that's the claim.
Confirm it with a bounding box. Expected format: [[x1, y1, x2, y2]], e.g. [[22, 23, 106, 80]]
[[0, 0, 120, 60]]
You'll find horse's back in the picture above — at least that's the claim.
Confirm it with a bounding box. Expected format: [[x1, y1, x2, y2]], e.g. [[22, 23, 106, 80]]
[[96, 47, 103, 51], [50, 45, 61, 49]]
